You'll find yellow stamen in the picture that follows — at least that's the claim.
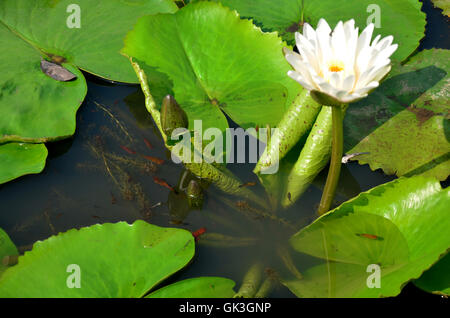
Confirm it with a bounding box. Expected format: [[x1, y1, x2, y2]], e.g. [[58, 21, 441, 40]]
[[329, 65, 344, 72]]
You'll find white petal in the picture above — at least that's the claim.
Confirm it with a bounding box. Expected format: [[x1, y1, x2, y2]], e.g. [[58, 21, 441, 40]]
[[342, 75, 355, 91], [287, 70, 315, 91], [303, 23, 316, 42], [356, 23, 375, 58], [331, 21, 346, 60], [340, 92, 366, 103], [371, 34, 381, 47], [317, 19, 332, 35], [374, 35, 394, 51], [286, 54, 318, 88], [371, 64, 391, 83], [295, 32, 320, 71], [353, 81, 379, 95], [329, 71, 343, 89], [317, 81, 338, 97]]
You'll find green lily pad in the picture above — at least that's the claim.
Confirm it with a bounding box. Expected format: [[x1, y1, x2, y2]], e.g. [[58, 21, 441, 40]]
[[431, 0, 450, 17], [414, 253, 450, 296], [0, 143, 48, 185], [0, 228, 18, 276], [0, 22, 87, 143], [147, 277, 236, 298], [208, 0, 425, 62], [122, 1, 301, 133], [345, 49, 450, 181], [0, 221, 195, 297], [0, 0, 178, 83], [286, 176, 450, 297]]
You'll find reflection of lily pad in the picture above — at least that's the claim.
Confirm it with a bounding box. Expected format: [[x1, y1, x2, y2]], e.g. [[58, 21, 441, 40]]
[[286, 176, 450, 297], [122, 1, 301, 133], [207, 0, 425, 62], [345, 49, 450, 181], [0, 143, 48, 185], [0, 221, 196, 297]]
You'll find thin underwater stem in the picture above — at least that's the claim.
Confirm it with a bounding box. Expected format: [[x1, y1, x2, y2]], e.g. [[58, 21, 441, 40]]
[[317, 106, 344, 216]]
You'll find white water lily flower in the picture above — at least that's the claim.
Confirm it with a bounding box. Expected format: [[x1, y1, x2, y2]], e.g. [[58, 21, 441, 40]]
[[285, 19, 398, 105]]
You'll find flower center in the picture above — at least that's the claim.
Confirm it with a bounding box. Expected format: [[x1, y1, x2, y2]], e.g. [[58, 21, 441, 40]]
[[329, 64, 344, 72], [327, 60, 345, 73]]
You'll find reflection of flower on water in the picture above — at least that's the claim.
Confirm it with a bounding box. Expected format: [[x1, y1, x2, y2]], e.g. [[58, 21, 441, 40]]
[[285, 19, 398, 105]]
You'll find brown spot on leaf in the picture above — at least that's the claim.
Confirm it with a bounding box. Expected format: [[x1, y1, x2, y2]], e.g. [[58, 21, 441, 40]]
[[407, 106, 436, 125], [286, 21, 304, 33]]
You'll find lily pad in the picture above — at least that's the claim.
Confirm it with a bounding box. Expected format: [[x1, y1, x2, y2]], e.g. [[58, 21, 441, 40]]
[[414, 253, 450, 296], [0, 21, 87, 143], [208, 0, 425, 62], [122, 1, 301, 133], [345, 49, 450, 181], [147, 277, 236, 298], [0, 0, 178, 83], [0, 143, 48, 185], [0, 221, 195, 297], [0, 228, 18, 276], [286, 176, 450, 297]]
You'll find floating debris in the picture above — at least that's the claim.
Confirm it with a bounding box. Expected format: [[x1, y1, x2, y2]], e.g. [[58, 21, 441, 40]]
[[40, 59, 76, 81]]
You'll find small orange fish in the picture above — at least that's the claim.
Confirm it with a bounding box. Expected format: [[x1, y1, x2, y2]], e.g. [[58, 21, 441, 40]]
[[192, 227, 206, 241], [120, 145, 136, 154], [239, 182, 256, 188], [143, 155, 164, 165], [153, 176, 175, 192], [143, 138, 153, 150], [356, 233, 383, 241]]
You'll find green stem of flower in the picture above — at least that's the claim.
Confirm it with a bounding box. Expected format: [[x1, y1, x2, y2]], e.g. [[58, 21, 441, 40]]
[[317, 106, 344, 216]]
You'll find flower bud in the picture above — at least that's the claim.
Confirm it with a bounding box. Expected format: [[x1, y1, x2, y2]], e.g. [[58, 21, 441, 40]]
[[186, 179, 204, 209], [161, 95, 189, 137]]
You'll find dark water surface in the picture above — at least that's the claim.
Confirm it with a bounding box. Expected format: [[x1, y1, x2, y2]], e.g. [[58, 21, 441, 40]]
[[0, 0, 447, 298]]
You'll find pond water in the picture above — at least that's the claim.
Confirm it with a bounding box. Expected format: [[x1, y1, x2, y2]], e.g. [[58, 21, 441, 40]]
[[0, 0, 447, 297]]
